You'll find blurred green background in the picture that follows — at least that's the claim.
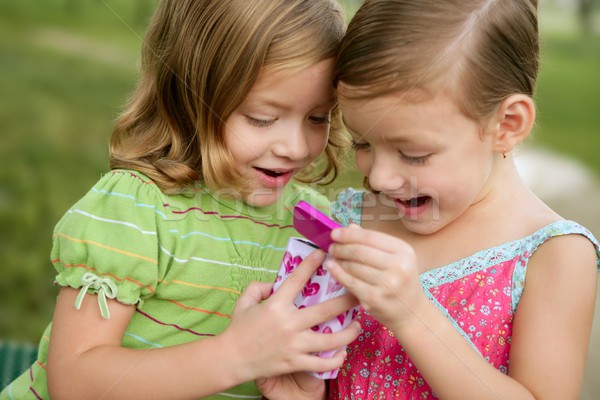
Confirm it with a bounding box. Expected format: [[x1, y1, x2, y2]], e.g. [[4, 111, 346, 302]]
[[0, 0, 599, 382]]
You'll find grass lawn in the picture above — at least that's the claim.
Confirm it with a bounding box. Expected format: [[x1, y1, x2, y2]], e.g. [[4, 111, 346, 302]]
[[533, 33, 600, 174], [0, 0, 598, 343]]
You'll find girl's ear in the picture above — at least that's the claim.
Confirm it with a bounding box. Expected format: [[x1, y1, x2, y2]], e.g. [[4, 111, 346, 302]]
[[490, 94, 536, 155]]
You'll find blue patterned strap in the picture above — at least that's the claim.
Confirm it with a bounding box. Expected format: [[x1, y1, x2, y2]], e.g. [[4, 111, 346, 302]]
[[511, 220, 600, 311], [331, 188, 365, 226], [521, 219, 600, 266], [525, 220, 600, 264]]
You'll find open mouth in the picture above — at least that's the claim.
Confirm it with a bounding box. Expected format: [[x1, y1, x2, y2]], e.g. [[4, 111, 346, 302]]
[[255, 167, 288, 178], [253, 167, 295, 188], [399, 196, 431, 208]]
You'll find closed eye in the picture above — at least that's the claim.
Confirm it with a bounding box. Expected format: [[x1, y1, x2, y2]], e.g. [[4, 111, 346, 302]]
[[350, 139, 370, 151], [401, 153, 430, 165], [245, 115, 276, 127], [308, 115, 331, 126]]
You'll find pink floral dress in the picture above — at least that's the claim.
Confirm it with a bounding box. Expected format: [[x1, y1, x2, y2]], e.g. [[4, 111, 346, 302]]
[[328, 189, 600, 400]]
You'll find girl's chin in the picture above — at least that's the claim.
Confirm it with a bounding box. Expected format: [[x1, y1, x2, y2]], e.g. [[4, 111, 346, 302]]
[[243, 188, 285, 208]]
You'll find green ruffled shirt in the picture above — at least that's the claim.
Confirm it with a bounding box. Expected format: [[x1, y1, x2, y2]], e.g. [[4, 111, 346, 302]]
[[1, 170, 330, 400]]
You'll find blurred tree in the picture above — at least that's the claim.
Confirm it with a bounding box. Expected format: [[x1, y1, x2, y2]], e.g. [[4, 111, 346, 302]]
[[65, 0, 80, 13], [134, 0, 156, 29], [578, 0, 593, 35], [340, 0, 362, 18]]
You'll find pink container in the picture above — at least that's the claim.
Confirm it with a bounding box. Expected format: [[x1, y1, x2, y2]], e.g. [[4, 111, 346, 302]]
[[272, 237, 359, 379]]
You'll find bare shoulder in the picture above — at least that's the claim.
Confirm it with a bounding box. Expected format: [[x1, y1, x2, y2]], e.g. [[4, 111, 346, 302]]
[[523, 228, 597, 311], [508, 227, 597, 397], [528, 230, 598, 276]]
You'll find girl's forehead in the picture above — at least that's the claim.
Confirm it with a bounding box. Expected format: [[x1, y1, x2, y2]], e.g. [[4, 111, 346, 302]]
[[340, 84, 463, 115], [243, 59, 337, 108], [340, 91, 443, 121], [252, 59, 335, 95], [340, 91, 477, 143]]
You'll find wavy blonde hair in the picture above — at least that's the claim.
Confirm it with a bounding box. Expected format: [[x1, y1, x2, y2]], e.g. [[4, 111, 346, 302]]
[[110, 0, 346, 193]]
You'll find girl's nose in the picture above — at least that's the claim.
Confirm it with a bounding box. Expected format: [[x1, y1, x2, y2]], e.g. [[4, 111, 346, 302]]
[[366, 153, 406, 193], [272, 125, 310, 161]]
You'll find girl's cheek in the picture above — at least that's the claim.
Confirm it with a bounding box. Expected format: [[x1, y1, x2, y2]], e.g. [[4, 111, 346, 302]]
[[354, 152, 372, 177]]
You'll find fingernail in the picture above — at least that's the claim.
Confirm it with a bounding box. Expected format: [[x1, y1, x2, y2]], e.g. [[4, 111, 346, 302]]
[[331, 228, 341, 239], [312, 249, 324, 258]]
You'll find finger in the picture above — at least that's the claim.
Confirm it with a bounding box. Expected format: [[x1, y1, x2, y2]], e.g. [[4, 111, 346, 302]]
[[325, 259, 374, 297], [331, 223, 360, 237], [272, 250, 326, 300], [329, 242, 395, 270], [301, 348, 348, 374], [275, 325, 356, 374], [304, 321, 361, 353], [338, 259, 386, 287], [234, 282, 273, 312], [326, 259, 394, 302], [332, 226, 413, 255], [292, 370, 325, 393], [254, 377, 269, 394], [300, 292, 359, 328], [330, 241, 396, 286]]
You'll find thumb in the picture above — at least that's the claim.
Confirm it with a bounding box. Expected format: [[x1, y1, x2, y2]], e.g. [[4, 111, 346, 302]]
[[234, 281, 273, 312]]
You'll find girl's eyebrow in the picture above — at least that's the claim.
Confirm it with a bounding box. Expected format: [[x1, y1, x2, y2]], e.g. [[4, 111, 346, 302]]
[[304, 96, 338, 111], [247, 97, 293, 112], [247, 96, 337, 112], [341, 120, 425, 146]]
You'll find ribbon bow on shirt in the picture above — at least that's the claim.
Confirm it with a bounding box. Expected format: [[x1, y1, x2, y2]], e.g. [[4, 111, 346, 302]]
[[74, 272, 118, 319]]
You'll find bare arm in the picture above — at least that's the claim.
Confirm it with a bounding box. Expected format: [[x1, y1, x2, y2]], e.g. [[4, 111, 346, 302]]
[[327, 227, 597, 400], [508, 234, 597, 399], [47, 250, 360, 400]]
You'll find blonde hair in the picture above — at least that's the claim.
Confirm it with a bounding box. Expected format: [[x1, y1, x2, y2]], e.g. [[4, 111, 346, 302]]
[[110, 0, 346, 193], [335, 0, 539, 123]]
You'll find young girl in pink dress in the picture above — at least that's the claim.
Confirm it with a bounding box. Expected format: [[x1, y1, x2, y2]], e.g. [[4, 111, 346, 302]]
[[322, 0, 600, 399]]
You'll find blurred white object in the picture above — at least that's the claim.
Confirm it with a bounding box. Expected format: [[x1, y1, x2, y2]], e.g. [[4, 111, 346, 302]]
[[514, 145, 600, 237], [515, 146, 598, 199]]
